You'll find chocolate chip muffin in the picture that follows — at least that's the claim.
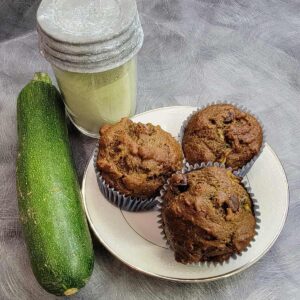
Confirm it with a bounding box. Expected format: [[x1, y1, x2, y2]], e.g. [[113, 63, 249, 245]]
[[161, 166, 256, 264], [182, 104, 263, 170], [97, 118, 183, 198]]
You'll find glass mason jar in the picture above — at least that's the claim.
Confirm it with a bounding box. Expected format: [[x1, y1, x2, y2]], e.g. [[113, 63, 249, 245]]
[[37, 0, 143, 137]]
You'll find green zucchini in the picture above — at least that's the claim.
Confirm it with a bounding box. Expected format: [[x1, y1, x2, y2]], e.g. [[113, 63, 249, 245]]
[[16, 73, 94, 296]]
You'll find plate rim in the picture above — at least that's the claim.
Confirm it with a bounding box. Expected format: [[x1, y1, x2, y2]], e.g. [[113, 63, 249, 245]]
[[82, 105, 289, 283]]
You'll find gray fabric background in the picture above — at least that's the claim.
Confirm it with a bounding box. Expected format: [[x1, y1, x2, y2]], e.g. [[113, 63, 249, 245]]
[[0, 0, 300, 299]]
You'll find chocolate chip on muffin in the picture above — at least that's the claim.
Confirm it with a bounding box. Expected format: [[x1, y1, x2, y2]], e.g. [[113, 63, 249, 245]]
[[161, 166, 256, 264], [97, 118, 183, 198], [182, 104, 263, 170]]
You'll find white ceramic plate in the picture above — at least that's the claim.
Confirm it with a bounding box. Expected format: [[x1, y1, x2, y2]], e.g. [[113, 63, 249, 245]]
[[82, 106, 289, 282]]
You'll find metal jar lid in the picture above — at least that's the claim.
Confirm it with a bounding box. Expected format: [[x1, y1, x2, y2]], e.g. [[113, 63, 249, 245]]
[[37, 0, 144, 73]]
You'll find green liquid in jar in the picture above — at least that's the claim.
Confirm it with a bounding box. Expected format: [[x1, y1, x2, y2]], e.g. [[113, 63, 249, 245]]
[[53, 58, 137, 136]]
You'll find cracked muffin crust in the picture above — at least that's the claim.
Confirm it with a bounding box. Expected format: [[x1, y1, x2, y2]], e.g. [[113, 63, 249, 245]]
[[97, 118, 183, 198], [161, 166, 256, 264], [182, 104, 263, 170]]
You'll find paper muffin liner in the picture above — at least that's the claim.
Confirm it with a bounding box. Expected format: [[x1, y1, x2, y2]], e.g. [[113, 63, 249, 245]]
[[179, 101, 266, 177], [156, 162, 261, 266], [93, 146, 158, 212]]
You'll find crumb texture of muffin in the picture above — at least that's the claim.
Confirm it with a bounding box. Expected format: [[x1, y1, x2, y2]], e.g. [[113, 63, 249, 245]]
[[97, 118, 183, 198], [182, 104, 263, 170], [161, 166, 256, 264]]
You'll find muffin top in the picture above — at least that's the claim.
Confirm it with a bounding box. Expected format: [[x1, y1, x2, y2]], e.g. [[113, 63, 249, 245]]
[[162, 166, 256, 263], [97, 118, 183, 198], [182, 104, 263, 170]]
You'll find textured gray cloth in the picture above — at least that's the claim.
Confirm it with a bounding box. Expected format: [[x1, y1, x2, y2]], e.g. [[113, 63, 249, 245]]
[[0, 0, 300, 299]]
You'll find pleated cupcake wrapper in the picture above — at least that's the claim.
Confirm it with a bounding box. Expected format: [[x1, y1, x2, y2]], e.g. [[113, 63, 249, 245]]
[[93, 147, 158, 212], [178, 101, 266, 177], [156, 162, 261, 266]]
